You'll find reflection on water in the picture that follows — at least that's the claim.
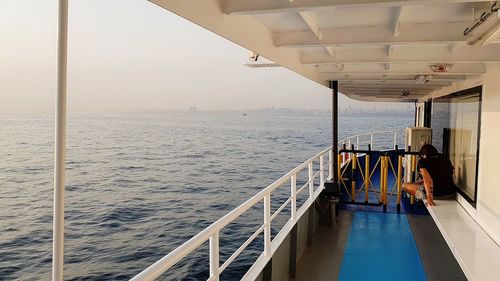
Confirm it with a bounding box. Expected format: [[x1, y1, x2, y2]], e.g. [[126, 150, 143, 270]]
[[0, 112, 412, 280]]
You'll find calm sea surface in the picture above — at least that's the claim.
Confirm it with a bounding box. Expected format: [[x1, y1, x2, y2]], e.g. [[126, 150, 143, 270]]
[[0, 112, 413, 280]]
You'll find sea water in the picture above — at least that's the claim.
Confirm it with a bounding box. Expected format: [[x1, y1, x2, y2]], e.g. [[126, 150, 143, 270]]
[[0, 112, 413, 280]]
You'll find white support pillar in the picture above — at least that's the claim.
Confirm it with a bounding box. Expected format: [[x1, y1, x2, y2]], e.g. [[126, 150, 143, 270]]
[[319, 155, 324, 186], [209, 232, 220, 281], [263, 194, 271, 256], [328, 149, 333, 180], [290, 174, 297, 222], [308, 162, 314, 200], [53, 1, 68, 280]]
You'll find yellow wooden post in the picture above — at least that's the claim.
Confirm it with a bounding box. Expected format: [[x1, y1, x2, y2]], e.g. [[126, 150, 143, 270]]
[[397, 155, 403, 213], [337, 153, 342, 182], [351, 153, 357, 202], [364, 154, 370, 203], [379, 155, 384, 203], [383, 156, 388, 205], [410, 154, 416, 205]]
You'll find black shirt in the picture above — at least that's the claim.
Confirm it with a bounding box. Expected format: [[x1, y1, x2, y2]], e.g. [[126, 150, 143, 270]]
[[417, 156, 456, 196]]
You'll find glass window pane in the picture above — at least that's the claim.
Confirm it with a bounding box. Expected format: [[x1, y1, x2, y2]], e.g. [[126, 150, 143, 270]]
[[432, 88, 481, 202]]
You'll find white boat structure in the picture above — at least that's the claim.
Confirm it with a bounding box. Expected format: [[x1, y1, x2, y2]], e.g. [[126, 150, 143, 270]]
[[49, 1, 500, 280]]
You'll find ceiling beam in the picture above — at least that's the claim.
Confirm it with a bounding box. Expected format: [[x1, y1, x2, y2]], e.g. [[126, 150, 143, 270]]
[[325, 75, 467, 81], [301, 45, 500, 64], [298, 10, 340, 59], [386, 45, 394, 58], [325, 46, 336, 58], [341, 85, 438, 90], [318, 63, 486, 75], [391, 6, 403, 36], [222, 0, 486, 15], [341, 85, 443, 90], [340, 94, 420, 103], [298, 11, 323, 40], [275, 21, 472, 47], [340, 80, 452, 86], [341, 90, 433, 95]]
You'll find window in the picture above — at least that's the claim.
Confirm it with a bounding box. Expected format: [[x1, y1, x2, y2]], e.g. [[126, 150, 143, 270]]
[[432, 86, 482, 205]]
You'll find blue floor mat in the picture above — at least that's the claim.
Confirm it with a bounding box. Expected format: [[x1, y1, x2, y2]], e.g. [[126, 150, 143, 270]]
[[338, 211, 427, 281]]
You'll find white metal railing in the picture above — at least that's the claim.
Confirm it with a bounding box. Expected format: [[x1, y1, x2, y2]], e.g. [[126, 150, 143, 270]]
[[130, 147, 333, 281], [338, 130, 404, 166], [130, 130, 404, 281], [339, 129, 403, 150]]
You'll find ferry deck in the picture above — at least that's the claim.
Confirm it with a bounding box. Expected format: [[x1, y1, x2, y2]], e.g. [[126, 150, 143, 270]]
[[48, 1, 500, 280]]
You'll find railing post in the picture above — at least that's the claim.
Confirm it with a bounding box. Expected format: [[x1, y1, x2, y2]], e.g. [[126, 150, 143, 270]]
[[328, 149, 333, 180], [370, 133, 374, 149], [209, 231, 220, 281], [291, 174, 297, 222], [356, 136, 360, 150], [264, 194, 271, 256], [364, 151, 370, 204], [394, 132, 397, 149], [308, 162, 314, 200], [320, 155, 324, 187], [351, 153, 357, 202]]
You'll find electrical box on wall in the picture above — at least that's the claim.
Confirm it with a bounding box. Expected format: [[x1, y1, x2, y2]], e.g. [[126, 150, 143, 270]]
[[405, 127, 432, 152], [405, 127, 432, 182]]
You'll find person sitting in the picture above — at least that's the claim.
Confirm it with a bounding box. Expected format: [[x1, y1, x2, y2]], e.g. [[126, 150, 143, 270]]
[[402, 144, 456, 206]]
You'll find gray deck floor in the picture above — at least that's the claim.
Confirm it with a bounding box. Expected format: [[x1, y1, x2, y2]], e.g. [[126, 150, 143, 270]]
[[291, 210, 467, 281], [291, 211, 353, 281], [406, 214, 467, 281]]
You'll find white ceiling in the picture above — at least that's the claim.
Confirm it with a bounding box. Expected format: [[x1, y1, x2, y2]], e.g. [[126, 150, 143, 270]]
[[150, 0, 500, 102]]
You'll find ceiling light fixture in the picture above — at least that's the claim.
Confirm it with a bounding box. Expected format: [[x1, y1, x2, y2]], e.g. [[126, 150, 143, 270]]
[[415, 75, 434, 84], [429, 63, 452, 73], [401, 90, 410, 97], [248, 51, 259, 62]]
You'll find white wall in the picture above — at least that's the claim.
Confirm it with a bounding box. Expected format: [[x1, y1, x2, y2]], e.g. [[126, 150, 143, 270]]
[[475, 68, 500, 246], [424, 64, 500, 245]]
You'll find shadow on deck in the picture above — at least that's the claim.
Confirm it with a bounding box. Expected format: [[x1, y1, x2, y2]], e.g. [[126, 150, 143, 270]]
[[291, 211, 353, 281]]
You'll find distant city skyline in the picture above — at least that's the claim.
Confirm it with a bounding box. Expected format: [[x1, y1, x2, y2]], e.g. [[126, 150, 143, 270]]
[[1, 0, 410, 113]]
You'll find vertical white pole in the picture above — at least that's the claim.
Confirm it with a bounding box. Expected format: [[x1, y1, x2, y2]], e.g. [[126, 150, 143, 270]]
[[328, 149, 333, 180], [370, 133, 374, 149], [308, 162, 314, 200], [209, 232, 220, 281], [319, 155, 324, 186], [53, 1, 68, 280], [356, 136, 359, 150], [263, 195, 271, 256], [290, 174, 297, 222]]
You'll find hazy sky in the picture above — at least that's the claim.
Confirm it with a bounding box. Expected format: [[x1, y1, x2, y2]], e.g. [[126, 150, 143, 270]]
[[1, 0, 409, 112]]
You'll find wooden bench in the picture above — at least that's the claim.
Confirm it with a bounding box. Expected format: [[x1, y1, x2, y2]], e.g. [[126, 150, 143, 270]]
[[425, 199, 500, 281]]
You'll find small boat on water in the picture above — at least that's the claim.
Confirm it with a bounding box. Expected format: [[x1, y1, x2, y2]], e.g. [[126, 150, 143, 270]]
[[46, 1, 500, 280]]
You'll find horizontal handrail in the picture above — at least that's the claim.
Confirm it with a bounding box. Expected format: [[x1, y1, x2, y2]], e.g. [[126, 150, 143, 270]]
[[339, 129, 401, 141], [338, 129, 403, 148]]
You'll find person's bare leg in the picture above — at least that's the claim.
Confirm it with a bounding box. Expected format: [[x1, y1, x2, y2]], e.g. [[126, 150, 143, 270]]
[[402, 182, 420, 196]]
